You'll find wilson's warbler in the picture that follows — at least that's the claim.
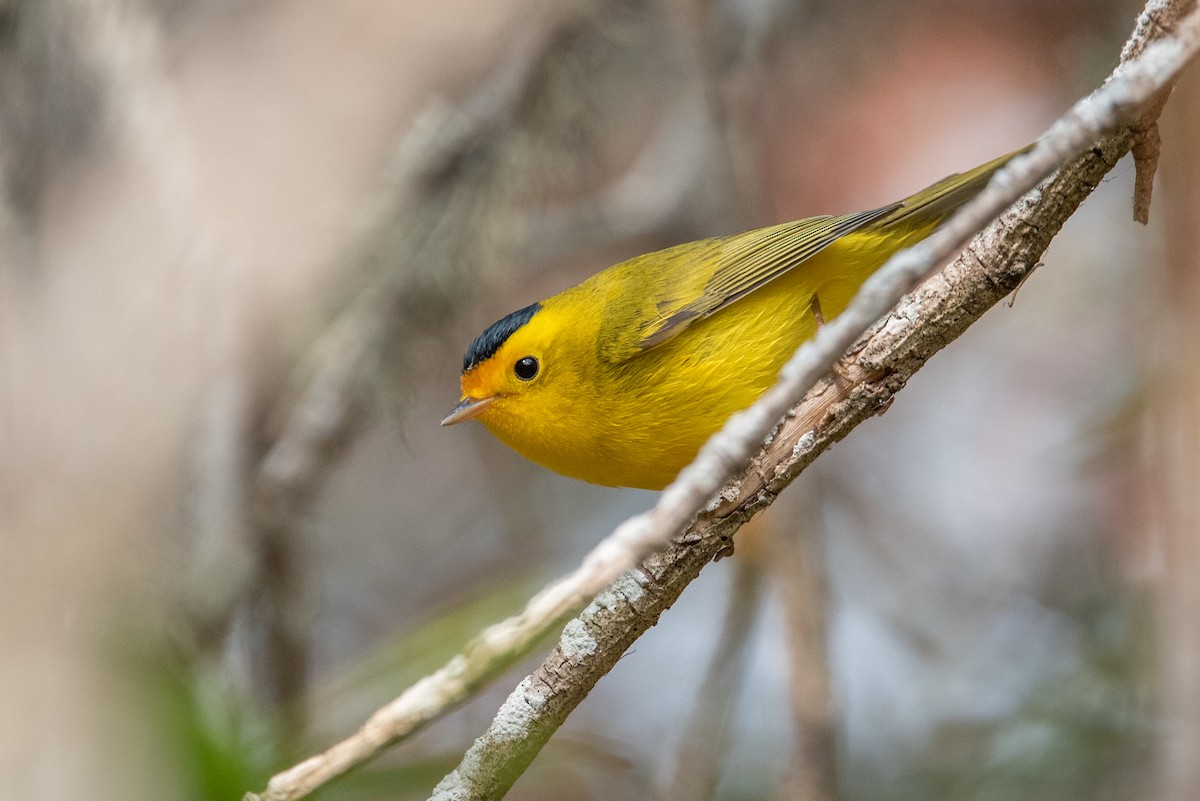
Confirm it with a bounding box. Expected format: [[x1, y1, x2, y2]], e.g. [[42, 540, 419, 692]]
[[443, 151, 1017, 490]]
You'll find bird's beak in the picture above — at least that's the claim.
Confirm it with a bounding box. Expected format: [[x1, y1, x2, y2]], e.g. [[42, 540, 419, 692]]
[[440, 395, 496, 426]]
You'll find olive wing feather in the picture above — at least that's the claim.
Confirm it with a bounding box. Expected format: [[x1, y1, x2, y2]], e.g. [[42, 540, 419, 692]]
[[597, 204, 899, 363], [593, 148, 1023, 364]]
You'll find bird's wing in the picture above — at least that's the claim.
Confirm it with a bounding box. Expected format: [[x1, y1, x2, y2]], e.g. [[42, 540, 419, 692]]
[[628, 204, 899, 353], [598, 148, 1024, 363]]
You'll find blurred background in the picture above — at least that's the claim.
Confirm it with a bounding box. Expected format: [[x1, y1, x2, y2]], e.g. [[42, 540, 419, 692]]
[[2, 0, 1197, 799]]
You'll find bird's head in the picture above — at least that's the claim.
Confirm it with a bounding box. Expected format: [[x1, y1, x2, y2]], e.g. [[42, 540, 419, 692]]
[[442, 301, 573, 430]]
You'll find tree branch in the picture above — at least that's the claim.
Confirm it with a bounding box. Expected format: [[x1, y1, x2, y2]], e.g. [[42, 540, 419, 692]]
[[247, 2, 1200, 800], [425, 6, 1200, 801]]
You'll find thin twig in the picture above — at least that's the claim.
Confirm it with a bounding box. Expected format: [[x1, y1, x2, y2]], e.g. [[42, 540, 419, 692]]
[[1120, 0, 1196, 221], [248, 4, 1200, 800]]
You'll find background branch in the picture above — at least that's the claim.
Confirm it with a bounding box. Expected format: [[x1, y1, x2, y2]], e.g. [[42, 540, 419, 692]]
[[763, 504, 836, 801], [1150, 44, 1200, 801], [658, 556, 763, 801]]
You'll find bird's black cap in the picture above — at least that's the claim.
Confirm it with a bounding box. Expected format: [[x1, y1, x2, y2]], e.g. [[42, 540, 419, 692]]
[[462, 302, 541, 373]]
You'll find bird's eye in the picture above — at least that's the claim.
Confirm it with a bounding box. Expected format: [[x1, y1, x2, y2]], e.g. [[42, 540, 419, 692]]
[[514, 356, 539, 381]]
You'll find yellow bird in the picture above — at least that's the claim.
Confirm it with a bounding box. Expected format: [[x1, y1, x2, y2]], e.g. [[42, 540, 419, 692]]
[[443, 150, 1017, 490]]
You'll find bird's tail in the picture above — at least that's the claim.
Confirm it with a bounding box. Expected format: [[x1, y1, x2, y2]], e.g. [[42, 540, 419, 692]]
[[874, 145, 1032, 230]]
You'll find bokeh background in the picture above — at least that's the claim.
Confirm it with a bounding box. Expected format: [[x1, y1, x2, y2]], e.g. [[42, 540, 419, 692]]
[[3, 0, 1197, 799]]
